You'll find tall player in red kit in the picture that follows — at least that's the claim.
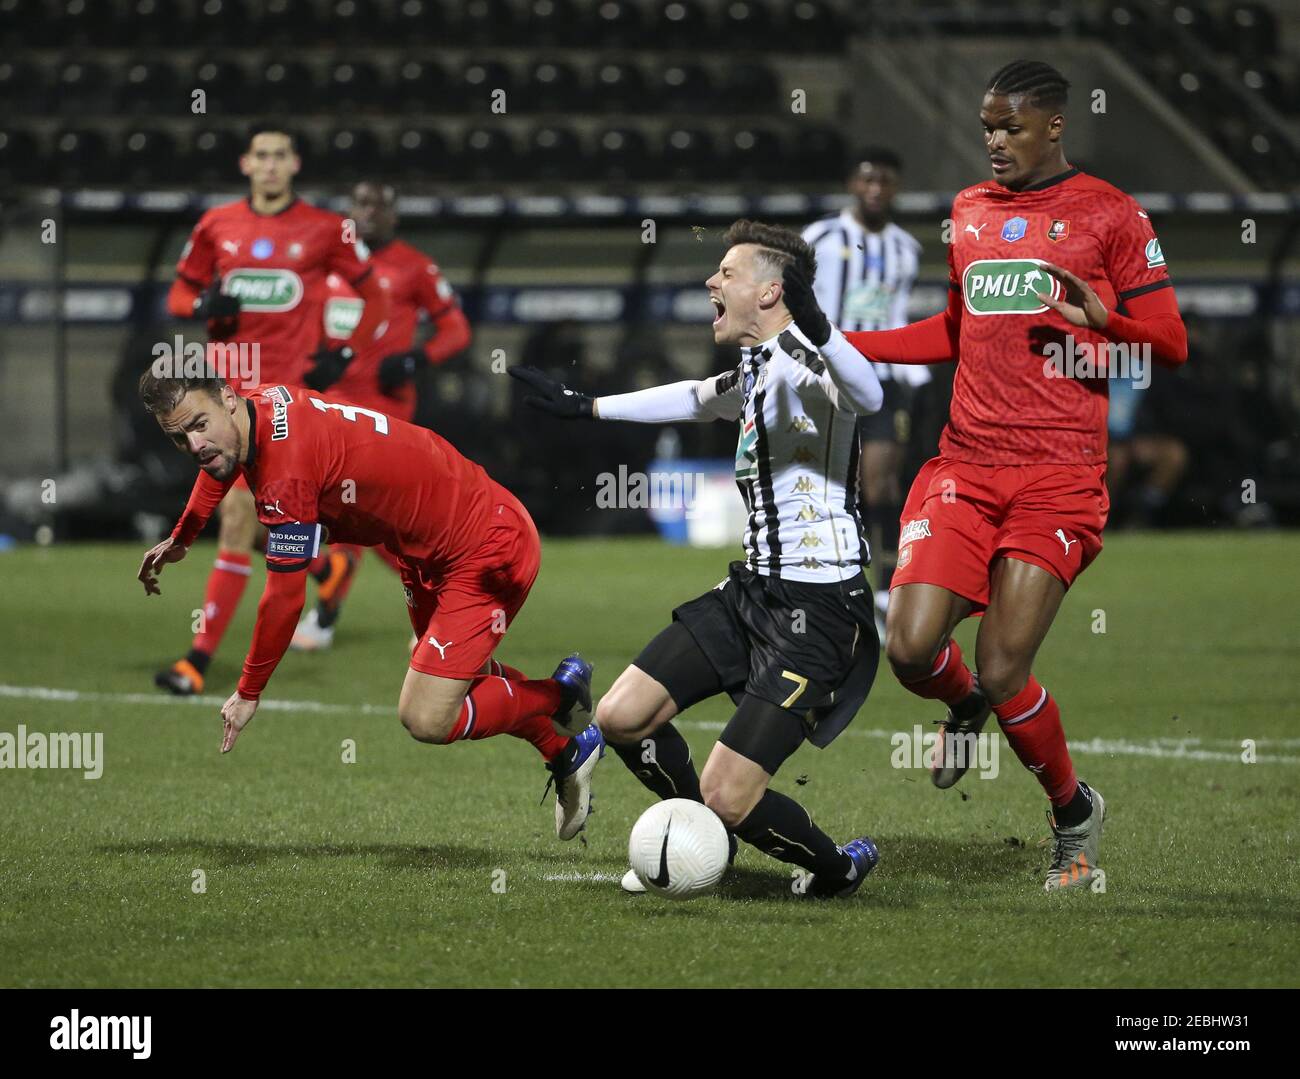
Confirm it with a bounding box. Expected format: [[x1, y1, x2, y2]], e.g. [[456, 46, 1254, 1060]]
[[291, 181, 473, 652], [134, 370, 605, 841], [781, 61, 1187, 891], [155, 125, 390, 696]]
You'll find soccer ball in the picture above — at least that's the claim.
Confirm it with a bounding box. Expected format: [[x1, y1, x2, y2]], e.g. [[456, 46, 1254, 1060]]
[[628, 798, 729, 900]]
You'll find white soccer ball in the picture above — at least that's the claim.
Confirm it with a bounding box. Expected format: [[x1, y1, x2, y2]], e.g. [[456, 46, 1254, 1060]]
[[628, 798, 729, 900]]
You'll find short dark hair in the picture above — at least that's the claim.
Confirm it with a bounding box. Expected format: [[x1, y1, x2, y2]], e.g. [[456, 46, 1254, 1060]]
[[848, 146, 903, 175], [246, 122, 298, 153], [986, 60, 1070, 112], [138, 366, 226, 416], [721, 219, 817, 285]]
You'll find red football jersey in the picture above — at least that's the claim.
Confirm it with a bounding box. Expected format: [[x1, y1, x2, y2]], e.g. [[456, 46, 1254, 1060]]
[[321, 239, 460, 419], [173, 384, 497, 569], [944, 169, 1172, 464], [175, 198, 373, 391]]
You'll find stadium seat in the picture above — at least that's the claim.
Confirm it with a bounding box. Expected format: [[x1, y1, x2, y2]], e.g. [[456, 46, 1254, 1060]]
[[52, 127, 116, 186], [46, 0, 120, 48], [113, 0, 189, 48], [519, 0, 581, 47], [784, 0, 842, 52], [190, 0, 251, 48], [188, 128, 244, 185], [590, 60, 647, 114], [458, 0, 523, 47], [719, 0, 776, 50], [256, 60, 318, 114], [725, 127, 784, 181], [456, 60, 516, 115], [323, 0, 386, 45], [0, 0, 50, 48], [0, 60, 49, 115], [717, 63, 780, 114], [326, 59, 385, 112], [120, 128, 179, 186], [791, 125, 846, 180], [259, 0, 319, 45], [525, 124, 585, 181], [192, 57, 249, 117], [55, 59, 116, 117], [1225, 3, 1277, 60], [660, 127, 717, 181], [653, 63, 712, 112], [592, 126, 652, 182], [460, 126, 519, 181], [119, 60, 179, 116], [524, 59, 583, 113], [393, 58, 449, 114], [588, 0, 645, 48], [654, 0, 710, 49], [323, 128, 383, 183], [392, 126, 451, 181], [390, 0, 449, 45], [0, 128, 42, 185]]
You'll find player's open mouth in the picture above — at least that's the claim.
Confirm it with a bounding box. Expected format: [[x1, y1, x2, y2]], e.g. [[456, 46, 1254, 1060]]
[[711, 296, 726, 326]]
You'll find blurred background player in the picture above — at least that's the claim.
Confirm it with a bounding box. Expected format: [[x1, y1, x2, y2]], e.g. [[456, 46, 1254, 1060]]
[[154, 124, 389, 695], [802, 148, 927, 638], [291, 180, 473, 652]]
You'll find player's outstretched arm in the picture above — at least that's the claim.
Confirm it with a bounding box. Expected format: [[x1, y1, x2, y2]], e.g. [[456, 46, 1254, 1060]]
[[780, 265, 883, 415], [509, 365, 740, 423]]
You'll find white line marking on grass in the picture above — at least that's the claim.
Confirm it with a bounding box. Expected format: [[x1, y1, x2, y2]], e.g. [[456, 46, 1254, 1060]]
[[3, 685, 1297, 764], [543, 871, 625, 883]]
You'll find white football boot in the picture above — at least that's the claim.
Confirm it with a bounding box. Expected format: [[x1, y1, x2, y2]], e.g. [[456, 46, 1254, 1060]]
[[289, 608, 334, 652], [1044, 786, 1107, 892]]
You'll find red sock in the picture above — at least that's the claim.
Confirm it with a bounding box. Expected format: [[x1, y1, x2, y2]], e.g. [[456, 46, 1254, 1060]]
[[488, 658, 527, 681], [899, 638, 975, 705], [191, 549, 252, 657], [993, 676, 1078, 806], [446, 675, 569, 760]]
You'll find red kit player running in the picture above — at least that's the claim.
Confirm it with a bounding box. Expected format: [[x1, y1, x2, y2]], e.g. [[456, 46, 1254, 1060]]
[[134, 371, 604, 840], [155, 124, 390, 697], [781, 61, 1188, 891], [291, 181, 473, 652]]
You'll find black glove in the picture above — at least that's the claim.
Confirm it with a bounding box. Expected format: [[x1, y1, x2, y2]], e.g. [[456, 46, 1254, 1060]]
[[303, 345, 355, 391], [507, 365, 594, 419], [378, 349, 425, 395], [781, 263, 831, 348], [193, 281, 241, 322]]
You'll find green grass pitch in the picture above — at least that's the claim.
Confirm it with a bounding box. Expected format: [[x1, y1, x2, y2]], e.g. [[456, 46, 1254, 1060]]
[[1, 533, 1297, 987]]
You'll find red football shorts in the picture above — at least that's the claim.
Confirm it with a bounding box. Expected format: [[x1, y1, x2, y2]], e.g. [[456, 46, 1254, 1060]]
[[402, 487, 542, 680], [891, 456, 1108, 611]]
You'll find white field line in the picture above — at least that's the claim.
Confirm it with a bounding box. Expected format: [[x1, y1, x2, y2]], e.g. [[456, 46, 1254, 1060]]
[[2, 683, 1297, 765]]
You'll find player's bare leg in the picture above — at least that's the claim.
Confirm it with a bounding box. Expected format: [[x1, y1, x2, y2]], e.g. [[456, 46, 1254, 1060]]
[[977, 556, 1105, 891], [886, 582, 990, 787], [397, 660, 602, 840], [155, 484, 259, 696]]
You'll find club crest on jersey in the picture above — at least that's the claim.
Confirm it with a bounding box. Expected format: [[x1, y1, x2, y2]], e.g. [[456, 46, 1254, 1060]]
[[1145, 238, 1166, 268], [962, 259, 1062, 316], [222, 268, 304, 312], [1000, 217, 1028, 243], [251, 237, 274, 259], [1047, 219, 1069, 242]]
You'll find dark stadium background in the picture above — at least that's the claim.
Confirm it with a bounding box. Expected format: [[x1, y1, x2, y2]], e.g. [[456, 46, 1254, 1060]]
[[1, 0, 1297, 543]]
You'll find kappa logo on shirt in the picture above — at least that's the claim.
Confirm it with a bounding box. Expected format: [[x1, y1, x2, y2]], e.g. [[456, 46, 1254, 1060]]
[[900, 518, 932, 545]]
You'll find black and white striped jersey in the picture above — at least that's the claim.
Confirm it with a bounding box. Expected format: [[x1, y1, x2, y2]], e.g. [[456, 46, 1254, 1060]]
[[801, 209, 929, 387]]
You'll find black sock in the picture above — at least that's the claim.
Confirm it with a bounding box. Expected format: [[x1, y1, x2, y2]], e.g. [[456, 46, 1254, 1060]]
[[1055, 780, 1093, 828], [316, 601, 341, 630], [185, 648, 211, 675], [733, 788, 850, 878], [608, 722, 702, 802]]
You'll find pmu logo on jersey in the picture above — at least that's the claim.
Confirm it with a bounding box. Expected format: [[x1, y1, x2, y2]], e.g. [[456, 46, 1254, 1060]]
[[222, 268, 304, 311], [962, 259, 1062, 316], [324, 296, 364, 338], [1047, 219, 1069, 242], [1000, 216, 1028, 242]]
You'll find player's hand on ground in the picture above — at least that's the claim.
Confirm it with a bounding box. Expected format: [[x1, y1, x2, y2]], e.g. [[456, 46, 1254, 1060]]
[[138, 537, 188, 596], [220, 693, 258, 753], [378, 349, 424, 395], [303, 345, 355, 391], [507, 366, 595, 418], [1038, 263, 1109, 330], [780, 263, 832, 347]]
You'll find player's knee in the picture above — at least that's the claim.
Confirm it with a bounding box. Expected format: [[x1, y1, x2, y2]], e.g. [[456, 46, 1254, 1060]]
[[398, 700, 460, 744], [594, 690, 652, 744], [699, 777, 757, 830], [974, 653, 1028, 705], [885, 624, 943, 680]]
